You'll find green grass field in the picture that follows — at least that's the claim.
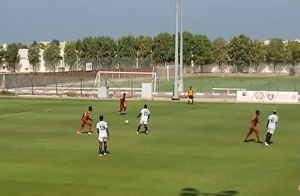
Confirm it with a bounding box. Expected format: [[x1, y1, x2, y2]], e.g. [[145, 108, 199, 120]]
[[0, 97, 299, 196]]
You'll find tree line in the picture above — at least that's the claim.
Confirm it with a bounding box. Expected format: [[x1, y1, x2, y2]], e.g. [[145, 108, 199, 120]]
[[0, 33, 300, 72]]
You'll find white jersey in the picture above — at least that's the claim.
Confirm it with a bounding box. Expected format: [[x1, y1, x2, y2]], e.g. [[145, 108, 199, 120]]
[[140, 108, 150, 121], [267, 114, 278, 129], [96, 121, 108, 137]]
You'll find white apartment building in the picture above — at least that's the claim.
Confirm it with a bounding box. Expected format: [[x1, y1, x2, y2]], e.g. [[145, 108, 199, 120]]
[[1, 42, 67, 73]]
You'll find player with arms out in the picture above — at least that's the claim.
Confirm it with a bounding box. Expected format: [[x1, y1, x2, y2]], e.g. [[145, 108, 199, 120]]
[[118, 93, 127, 115], [244, 110, 262, 143], [136, 104, 150, 135], [77, 106, 93, 135], [96, 115, 110, 156], [264, 110, 278, 146], [188, 86, 194, 104]]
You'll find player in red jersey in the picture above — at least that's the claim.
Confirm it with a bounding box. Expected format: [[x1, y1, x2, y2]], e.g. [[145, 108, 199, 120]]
[[244, 110, 262, 143], [118, 93, 127, 115], [77, 106, 93, 135]]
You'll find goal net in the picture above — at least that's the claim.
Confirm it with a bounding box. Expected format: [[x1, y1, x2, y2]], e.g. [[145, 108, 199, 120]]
[[94, 71, 157, 92], [166, 65, 175, 81], [153, 65, 175, 81]]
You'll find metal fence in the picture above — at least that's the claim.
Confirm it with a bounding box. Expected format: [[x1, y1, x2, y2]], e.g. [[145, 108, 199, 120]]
[[1, 72, 95, 96], [1, 71, 300, 97], [0, 67, 164, 96]]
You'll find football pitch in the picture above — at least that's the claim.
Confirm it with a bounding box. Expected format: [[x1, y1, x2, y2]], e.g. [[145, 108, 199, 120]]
[[0, 97, 299, 196]]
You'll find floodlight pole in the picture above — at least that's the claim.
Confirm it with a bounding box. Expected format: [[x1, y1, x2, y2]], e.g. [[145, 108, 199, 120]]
[[173, 0, 180, 100], [178, 0, 184, 93]]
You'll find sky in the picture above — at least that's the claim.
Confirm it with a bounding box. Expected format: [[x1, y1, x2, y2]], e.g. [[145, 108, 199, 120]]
[[0, 0, 299, 44]]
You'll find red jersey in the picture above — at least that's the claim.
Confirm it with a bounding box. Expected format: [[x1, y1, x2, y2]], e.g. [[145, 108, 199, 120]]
[[82, 110, 91, 121], [120, 96, 126, 104], [251, 114, 258, 127]]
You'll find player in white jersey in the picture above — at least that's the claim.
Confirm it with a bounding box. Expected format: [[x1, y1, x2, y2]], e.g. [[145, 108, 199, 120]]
[[136, 104, 150, 135], [264, 110, 278, 146], [96, 115, 110, 156]]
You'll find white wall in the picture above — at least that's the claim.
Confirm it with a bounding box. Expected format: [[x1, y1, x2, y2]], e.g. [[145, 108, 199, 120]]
[[4, 43, 67, 73]]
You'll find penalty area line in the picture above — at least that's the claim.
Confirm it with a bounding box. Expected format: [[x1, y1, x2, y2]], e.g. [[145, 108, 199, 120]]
[[0, 109, 53, 118]]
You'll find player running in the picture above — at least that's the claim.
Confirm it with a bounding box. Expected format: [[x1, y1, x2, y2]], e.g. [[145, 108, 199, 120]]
[[244, 110, 262, 143], [188, 86, 194, 104], [136, 104, 150, 135], [264, 110, 279, 146], [118, 93, 127, 115], [96, 115, 110, 156], [77, 106, 93, 135]]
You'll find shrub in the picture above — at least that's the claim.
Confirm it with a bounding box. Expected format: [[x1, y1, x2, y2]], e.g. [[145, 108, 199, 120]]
[[0, 90, 15, 96], [64, 91, 77, 97]]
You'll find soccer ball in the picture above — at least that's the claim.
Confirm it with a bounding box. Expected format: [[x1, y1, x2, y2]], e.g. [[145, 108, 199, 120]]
[[125, 120, 129, 124]]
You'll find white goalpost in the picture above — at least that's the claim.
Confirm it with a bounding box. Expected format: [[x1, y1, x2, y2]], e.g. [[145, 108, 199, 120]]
[[94, 71, 157, 92], [166, 65, 175, 81], [166, 65, 183, 81]]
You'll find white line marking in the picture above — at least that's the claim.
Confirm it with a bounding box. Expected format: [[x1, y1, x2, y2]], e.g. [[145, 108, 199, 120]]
[[228, 94, 236, 96], [0, 109, 52, 118]]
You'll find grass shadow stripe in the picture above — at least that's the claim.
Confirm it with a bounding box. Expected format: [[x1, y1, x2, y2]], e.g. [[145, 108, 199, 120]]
[[0, 109, 52, 118]]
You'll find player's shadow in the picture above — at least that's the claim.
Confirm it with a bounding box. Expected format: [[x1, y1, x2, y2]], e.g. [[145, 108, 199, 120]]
[[180, 188, 238, 196], [81, 131, 94, 134], [247, 139, 262, 143], [139, 130, 148, 134]]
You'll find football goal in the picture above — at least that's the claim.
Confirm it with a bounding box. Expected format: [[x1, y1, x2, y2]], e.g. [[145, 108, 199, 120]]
[[94, 71, 157, 92], [166, 65, 175, 81]]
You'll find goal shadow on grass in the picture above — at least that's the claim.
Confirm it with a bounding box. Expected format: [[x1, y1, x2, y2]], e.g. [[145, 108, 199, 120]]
[[180, 188, 238, 196]]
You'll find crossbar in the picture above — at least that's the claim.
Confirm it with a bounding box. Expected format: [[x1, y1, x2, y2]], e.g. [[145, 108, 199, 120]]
[[94, 70, 157, 92]]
